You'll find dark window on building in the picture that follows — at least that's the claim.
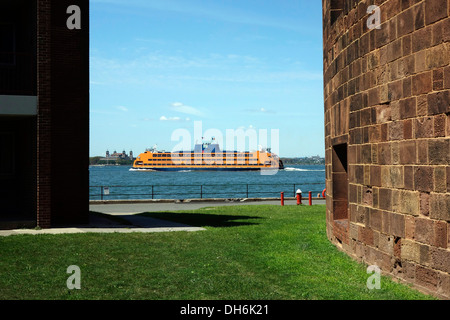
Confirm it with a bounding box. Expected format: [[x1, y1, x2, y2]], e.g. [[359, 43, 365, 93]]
[[0, 24, 15, 65], [332, 143, 348, 221], [0, 133, 15, 176], [330, 0, 344, 26]]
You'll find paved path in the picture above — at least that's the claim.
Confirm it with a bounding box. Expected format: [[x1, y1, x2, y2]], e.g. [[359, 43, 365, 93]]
[[89, 198, 326, 215]]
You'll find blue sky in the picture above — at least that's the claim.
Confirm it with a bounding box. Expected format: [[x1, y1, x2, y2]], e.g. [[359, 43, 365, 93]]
[[89, 0, 324, 158]]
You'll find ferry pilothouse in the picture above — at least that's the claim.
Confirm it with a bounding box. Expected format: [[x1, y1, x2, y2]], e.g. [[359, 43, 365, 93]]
[[131, 139, 284, 171]]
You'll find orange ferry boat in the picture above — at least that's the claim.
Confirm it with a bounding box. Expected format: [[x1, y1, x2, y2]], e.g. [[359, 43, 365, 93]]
[[132, 139, 284, 171]]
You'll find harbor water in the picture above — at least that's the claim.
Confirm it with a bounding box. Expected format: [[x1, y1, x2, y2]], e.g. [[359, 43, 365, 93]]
[[89, 165, 326, 200]]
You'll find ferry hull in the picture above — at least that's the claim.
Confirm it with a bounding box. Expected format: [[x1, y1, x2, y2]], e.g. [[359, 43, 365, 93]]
[[131, 167, 270, 172]]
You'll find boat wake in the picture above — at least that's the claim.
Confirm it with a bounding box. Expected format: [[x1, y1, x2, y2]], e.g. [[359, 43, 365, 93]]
[[129, 168, 156, 172], [284, 167, 325, 172]]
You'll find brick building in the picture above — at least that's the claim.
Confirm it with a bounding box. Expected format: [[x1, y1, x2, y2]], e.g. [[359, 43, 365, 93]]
[[323, 0, 449, 298], [323, 0, 450, 298], [0, 0, 89, 229]]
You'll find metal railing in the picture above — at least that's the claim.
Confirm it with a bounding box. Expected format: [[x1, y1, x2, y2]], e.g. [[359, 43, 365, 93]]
[[89, 183, 326, 201]]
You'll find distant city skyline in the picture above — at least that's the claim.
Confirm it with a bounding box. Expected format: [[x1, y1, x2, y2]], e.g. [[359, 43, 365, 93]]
[[89, 0, 324, 158]]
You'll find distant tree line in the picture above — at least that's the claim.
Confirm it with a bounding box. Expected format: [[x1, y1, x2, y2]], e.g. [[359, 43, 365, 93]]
[[89, 157, 134, 166]]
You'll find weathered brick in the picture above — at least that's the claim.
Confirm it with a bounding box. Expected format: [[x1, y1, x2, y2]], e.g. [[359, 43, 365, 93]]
[[447, 113, 450, 137], [399, 140, 416, 164], [428, 139, 449, 165], [414, 116, 434, 139], [359, 226, 374, 246], [390, 100, 401, 120], [399, 190, 420, 216], [433, 69, 444, 91], [430, 247, 450, 273], [420, 192, 430, 217], [402, 239, 420, 262], [370, 165, 381, 186], [412, 26, 432, 53], [368, 87, 380, 106], [426, 43, 450, 69], [389, 121, 404, 140], [425, 0, 448, 25], [375, 104, 391, 123], [398, 54, 416, 77], [434, 114, 447, 137], [415, 218, 435, 245], [397, 5, 415, 36], [369, 208, 382, 232], [414, 166, 434, 192], [431, 16, 450, 45], [435, 221, 448, 248], [391, 212, 406, 237], [379, 188, 392, 212], [416, 94, 428, 116], [447, 166, 450, 192], [391, 141, 400, 164], [444, 66, 450, 89], [434, 166, 447, 193], [438, 272, 450, 298], [428, 90, 450, 115], [416, 265, 439, 290], [387, 39, 403, 62], [430, 193, 450, 221], [378, 232, 394, 255], [402, 33, 412, 55], [403, 119, 413, 139], [403, 76, 412, 97], [415, 50, 427, 73], [416, 140, 429, 164], [404, 165, 414, 190], [399, 97, 416, 119], [388, 79, 403, 101], [405, 215, 415, 239], [412, 71, 432, 95]]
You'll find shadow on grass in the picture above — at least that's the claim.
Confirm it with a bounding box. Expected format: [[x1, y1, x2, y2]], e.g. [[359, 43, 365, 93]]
[[139, 211, 263, 228]]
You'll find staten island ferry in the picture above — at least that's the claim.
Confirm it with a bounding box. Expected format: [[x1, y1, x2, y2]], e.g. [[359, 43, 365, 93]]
[[131, 139, 284, 171]]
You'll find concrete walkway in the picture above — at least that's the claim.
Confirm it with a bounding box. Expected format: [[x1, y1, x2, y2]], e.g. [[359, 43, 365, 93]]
[[90, 198, 326, 214], [0, 209, 205, 237]]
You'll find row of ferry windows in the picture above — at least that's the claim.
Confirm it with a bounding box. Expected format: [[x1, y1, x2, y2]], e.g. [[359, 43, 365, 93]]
[[141, 163, 264, 166], [151, 153, 254, 157], [146, 159, 257, 162]]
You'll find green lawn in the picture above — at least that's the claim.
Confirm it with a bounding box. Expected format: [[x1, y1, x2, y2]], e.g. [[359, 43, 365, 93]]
[[0, 205, 433, 300]]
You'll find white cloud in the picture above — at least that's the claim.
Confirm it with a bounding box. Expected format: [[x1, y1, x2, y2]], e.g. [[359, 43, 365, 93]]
[[245, 107, 276, 114], [159, 115, 190, 122], [116, 106, 129, 112], [170, 102, 205, 117]]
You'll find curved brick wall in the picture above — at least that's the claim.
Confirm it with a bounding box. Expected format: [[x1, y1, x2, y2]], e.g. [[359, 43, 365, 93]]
[[322, 0, 449, 298]]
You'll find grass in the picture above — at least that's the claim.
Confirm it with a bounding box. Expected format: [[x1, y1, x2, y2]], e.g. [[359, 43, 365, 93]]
[[0, 205, 434, 300]]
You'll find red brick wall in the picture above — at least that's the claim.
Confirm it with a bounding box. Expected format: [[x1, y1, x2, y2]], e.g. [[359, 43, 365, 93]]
[[37, 0, 52, 228], [323, 0, 450, 299], [37, 0, 89, 227]]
